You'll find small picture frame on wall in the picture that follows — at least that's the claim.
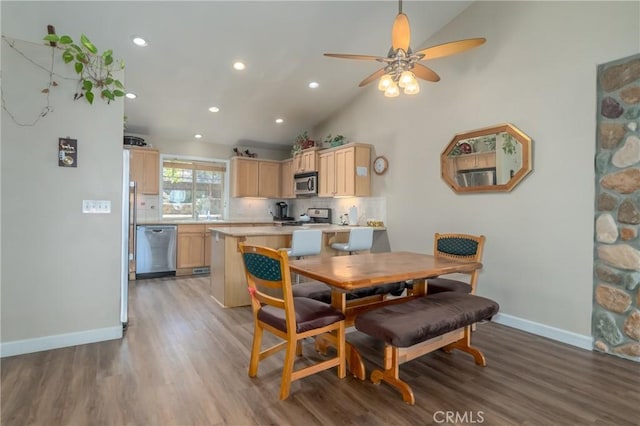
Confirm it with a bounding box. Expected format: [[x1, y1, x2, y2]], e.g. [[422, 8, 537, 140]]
[[58, 137, 77, 167]]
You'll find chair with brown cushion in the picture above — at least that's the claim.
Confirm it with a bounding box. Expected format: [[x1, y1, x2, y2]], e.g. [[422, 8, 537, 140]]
[[238, 243, 345, 400], [427, 233, 486, 295]]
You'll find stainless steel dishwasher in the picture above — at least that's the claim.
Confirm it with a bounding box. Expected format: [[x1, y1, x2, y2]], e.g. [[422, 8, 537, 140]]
[[136, 225, 177, 279]]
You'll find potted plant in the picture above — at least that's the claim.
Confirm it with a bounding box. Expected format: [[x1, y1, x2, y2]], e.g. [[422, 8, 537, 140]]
[[291, 131, 314, 156], [43, 32, 125, 104], [323, 134, 347, 148]]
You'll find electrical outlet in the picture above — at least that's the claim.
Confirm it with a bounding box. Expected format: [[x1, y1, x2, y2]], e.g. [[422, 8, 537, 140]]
[[82, 199, 111, 214]]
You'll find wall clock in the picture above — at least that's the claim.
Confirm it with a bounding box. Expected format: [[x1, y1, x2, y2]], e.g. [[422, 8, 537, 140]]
[[373, 156, 389, 175]]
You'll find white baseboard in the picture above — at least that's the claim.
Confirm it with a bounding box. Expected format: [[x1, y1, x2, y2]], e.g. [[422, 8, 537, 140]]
[[0, 326, 123, 358], [492, 313, 593, 351]]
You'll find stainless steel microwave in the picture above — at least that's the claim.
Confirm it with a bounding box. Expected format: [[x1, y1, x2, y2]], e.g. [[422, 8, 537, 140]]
[[294, 171, 318, 196]]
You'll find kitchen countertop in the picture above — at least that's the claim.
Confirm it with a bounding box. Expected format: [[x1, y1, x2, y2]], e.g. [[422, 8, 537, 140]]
[[208, 224, 386, 237], [136, 219, 275, 225]]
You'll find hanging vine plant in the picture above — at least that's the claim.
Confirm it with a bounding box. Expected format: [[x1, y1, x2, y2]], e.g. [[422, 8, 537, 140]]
[[43, 32, 125, 104]]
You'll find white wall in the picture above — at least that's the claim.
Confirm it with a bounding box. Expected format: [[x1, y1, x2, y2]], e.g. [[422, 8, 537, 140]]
[[1, 33, 124, 353], [315, 1, 640, 337]]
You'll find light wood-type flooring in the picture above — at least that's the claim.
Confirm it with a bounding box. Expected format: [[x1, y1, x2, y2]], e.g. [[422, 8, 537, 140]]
[[2, 276, 639, 425]]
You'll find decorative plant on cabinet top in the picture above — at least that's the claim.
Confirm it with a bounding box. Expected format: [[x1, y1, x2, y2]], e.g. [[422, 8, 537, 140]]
[[323, 134, 347, 148], [43, 31, 125, 104], [291, 131, 314, 156]]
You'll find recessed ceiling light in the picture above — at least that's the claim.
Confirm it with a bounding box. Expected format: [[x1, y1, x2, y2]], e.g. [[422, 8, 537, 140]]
[[233, 61, 246, 71], [208, 106, 220, 113], [125, 92, 137, 99], [131, 36, 147, 47], [275, 118, 284, 124], [308, 81, 319, 89], [194, 134, 203, 139]]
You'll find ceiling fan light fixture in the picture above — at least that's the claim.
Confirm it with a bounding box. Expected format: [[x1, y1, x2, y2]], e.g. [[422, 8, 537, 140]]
[[384, 82, 400, 98], [378, 74, 394, 91], [404, 81, 420, 95], [398, 70, 415, 88]]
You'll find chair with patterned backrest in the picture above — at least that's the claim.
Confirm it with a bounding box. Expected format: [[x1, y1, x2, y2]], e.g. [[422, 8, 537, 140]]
[[238, 242, 345, 400], [427, 233, 486, 295]]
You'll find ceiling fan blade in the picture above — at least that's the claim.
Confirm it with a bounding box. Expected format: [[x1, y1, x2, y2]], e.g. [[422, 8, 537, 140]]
[[416, 38, 486, 60], [391, 13, 410, 51], [324, 53, 386, 61], [358, 68, 387, 87], [412, 63, 440, 82]]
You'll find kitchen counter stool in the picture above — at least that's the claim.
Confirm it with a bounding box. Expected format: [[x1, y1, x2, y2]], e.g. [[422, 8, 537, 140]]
[[281, 229, 322, 283]]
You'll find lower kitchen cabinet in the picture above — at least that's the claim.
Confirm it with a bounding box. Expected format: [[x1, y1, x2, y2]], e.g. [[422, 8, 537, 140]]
[[176, 224, 208, 274]]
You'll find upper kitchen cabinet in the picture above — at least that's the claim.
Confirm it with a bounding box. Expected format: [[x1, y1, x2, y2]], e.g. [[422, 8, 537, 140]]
[[293, 147, 319, 174], [318, 143, 371, 197], [230, 157, 281, 198], [128, 147, 159, 194], [280, 158, 295, 198]]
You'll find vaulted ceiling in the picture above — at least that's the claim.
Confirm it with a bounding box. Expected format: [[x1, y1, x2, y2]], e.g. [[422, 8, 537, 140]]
[[2, 1, 472, 148]]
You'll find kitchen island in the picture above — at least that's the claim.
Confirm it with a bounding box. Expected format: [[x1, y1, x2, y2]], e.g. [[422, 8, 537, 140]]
[[208, 225, 388, 307]]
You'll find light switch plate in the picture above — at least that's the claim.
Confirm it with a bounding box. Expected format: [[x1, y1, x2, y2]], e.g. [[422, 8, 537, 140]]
[[82, 200, 111, 213]]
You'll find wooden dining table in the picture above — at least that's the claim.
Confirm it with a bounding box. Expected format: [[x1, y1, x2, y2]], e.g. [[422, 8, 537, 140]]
[[288, 251, 483, 379]]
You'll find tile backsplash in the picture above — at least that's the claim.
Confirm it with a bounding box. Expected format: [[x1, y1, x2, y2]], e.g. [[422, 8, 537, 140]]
[[229, 197, 387, 225], [139, 194, 387, 225], [136, 194, 160, 221]]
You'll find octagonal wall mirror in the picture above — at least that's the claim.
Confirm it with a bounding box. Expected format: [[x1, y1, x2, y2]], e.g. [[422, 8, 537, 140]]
[[441, 123, 533, 193]]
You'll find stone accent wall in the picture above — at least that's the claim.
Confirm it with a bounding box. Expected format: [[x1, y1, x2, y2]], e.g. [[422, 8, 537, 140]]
[[594, 54, 640, 362]]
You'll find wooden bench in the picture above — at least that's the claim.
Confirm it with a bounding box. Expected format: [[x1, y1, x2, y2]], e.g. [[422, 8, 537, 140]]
[[354, 292, 499, 405]]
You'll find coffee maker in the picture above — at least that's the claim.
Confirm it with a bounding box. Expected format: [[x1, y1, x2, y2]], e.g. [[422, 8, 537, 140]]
[[273, 202, 293, 221]]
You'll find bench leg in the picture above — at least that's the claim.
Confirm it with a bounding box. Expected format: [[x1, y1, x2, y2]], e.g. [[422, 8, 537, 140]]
[[443, 326, 487, 366], [370, 345, 416, 405]]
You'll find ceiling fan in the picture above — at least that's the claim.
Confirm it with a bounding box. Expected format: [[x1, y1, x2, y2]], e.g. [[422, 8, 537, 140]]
[[324, 0, 486, 97]]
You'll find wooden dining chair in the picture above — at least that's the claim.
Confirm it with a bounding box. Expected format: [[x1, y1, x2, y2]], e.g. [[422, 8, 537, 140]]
[[427, 233, 486, 295], [238, 243, 346, 400]]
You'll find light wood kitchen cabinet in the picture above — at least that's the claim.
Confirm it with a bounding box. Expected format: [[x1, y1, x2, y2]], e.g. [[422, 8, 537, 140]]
[[230, 157, 280, 197], [204, 232, 211, 267], [177, 224, 207, 274], [280, 158, 295, 198], [293, 147, 318, 173], [258, 161, 280, 198], [129, 147, 160, 194], [318, 143, 371, 197], [454, 152, 496, 171]]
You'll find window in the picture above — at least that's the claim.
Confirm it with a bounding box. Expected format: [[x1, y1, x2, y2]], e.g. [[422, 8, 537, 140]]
[[161, 158, 227, 220]]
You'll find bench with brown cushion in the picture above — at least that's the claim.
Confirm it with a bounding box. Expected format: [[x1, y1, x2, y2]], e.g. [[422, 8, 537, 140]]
[[354, 292, 499, 405]]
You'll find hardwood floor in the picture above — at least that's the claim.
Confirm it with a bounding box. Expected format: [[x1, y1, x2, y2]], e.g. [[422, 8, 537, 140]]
[[2, 276, 639, 425]]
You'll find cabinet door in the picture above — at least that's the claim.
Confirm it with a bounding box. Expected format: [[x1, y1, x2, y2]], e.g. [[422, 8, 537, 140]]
[[335, 147, 355, 196], [455, 155, 476, 171], [231, 158, 259, 197], [141, 150, 159, 194], [130, 149, 159, 195], [318, 151, 335, 197], [258, 162, 280, 198], [477, 152, 496, 169], [177, 232, 205, 268], [302, 150, 317, 171], [204, 231, 211, 267], [280, 159, 294, 198]]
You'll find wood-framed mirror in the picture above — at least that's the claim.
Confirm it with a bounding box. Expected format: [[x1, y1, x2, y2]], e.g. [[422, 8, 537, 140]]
[[441, 123, 533, 193]]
